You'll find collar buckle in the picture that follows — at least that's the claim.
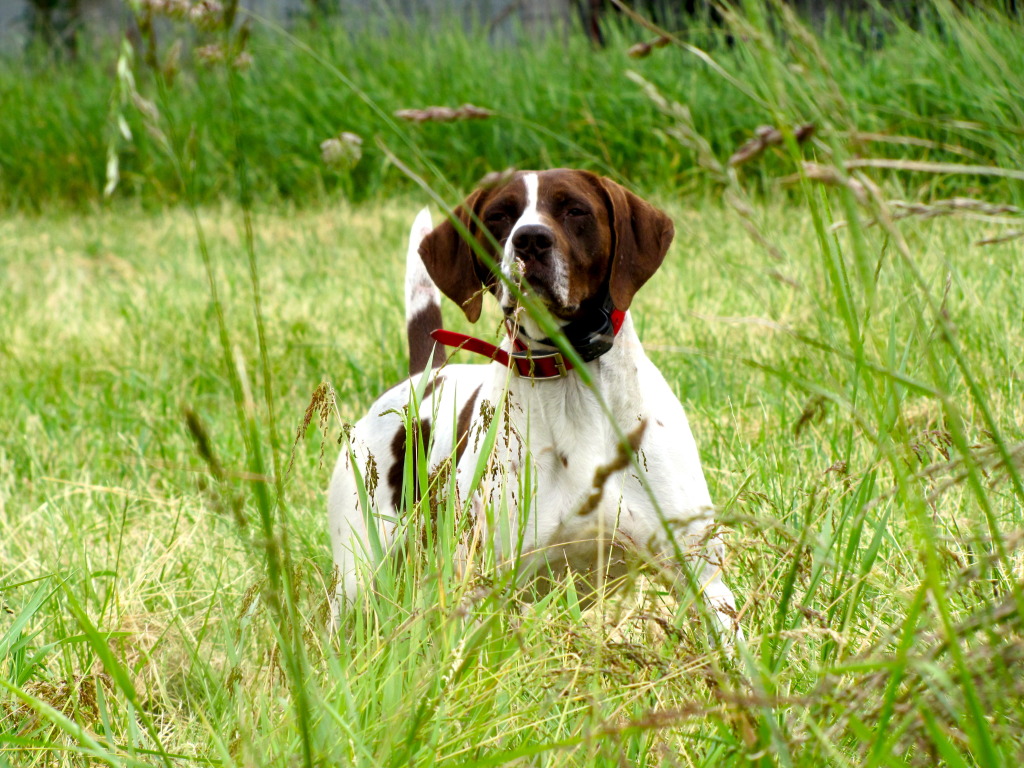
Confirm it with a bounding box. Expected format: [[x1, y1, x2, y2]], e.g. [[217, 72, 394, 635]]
[[512, 349, 568, 379], [553, 353, 568, 378]]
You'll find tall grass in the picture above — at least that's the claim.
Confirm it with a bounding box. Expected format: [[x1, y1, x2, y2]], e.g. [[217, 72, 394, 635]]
[[2, 1, 1024, 766], [1, 2, 1023, 211]]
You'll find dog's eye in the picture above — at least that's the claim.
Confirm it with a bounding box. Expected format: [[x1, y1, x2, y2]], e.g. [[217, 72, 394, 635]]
[[485, 211, 511, 225], [566, 207, 590, 218]]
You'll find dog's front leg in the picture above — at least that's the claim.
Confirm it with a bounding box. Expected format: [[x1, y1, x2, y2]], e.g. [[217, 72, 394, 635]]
[[650, 529, 744, 645], [693, 534, 744, 644]]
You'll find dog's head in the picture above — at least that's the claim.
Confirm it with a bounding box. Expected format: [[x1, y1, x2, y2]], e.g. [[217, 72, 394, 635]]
[[418, 170, 674, 324]]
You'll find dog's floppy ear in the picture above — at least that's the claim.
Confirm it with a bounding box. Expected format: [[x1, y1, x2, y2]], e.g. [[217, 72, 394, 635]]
[[418, 189, 492, 323], [597, 177, 675, 312]]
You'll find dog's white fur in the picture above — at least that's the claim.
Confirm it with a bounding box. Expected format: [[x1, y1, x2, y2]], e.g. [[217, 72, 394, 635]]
[[404, 207, 439, 322], [328, 172, 741, 638]]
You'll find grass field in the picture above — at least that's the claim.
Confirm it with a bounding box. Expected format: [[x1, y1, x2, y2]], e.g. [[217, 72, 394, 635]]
[[3, 1, 1024, 766], [3, 193, 1022, 765], [3, 1, 1024, 211]]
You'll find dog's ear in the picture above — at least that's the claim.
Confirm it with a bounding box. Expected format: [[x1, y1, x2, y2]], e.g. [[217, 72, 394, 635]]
[[418, 189, 492, 323], [597, 177, 675, 312]]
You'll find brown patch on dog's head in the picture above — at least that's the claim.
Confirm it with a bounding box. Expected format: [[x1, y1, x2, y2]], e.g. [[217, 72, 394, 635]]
[[418, 187, 502, 322], [420, 170, 674, 321], [592, 175, 674, 312]]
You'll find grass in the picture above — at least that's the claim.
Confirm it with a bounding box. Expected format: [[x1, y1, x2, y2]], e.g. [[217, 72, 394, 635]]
[[3, 0, 1024, 765], [2, 193, 1022, 764], [2, 2, 1024, 211]]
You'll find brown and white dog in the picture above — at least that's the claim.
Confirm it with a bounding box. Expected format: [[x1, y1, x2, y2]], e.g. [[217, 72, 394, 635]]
[[328, 169, 741, 637]]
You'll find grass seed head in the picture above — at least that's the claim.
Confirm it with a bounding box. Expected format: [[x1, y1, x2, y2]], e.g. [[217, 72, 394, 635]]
[[189, 0, 226, 32], [394, 103, 494, 123], [320, 133, 363, 170], [195, 43, 226, 67]]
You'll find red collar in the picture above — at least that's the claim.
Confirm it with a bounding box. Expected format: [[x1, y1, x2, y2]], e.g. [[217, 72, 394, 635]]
[[430, 309, 625, 380]]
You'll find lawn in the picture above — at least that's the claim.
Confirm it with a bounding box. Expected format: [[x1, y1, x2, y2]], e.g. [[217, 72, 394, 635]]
[[2, 190, 1022, 764]]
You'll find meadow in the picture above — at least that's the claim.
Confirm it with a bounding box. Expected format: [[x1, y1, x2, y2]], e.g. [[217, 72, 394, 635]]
[[2, 2, 1024, 766]]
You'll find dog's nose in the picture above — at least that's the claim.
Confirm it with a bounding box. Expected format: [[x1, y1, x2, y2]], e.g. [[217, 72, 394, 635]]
[[512, 225, 554, 261]]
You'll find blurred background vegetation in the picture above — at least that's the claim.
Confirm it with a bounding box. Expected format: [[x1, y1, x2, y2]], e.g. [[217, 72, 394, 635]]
[[2, 0, 1022, 211]]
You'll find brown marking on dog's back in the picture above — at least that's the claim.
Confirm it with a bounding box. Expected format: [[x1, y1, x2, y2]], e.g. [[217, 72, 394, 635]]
[[454, 385, 483, 466], [388, 418, 433, 509], [387, 428, 406, 509]]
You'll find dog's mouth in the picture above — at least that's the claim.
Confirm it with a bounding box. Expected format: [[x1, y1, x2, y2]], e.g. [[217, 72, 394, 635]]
[[503, 260, 579, 319], [521, 274, 554, 302], [503, 282, 581, 322]]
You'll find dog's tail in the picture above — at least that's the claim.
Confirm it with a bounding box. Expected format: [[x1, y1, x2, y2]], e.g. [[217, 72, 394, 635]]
[[405, 207, 444, 377]]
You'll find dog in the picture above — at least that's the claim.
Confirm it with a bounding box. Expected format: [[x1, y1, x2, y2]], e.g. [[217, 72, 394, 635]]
[[328, 169, 741, 638]]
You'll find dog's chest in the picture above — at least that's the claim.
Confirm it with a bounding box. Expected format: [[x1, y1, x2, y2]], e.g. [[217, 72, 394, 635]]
[[490, 376, 646, 529]]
